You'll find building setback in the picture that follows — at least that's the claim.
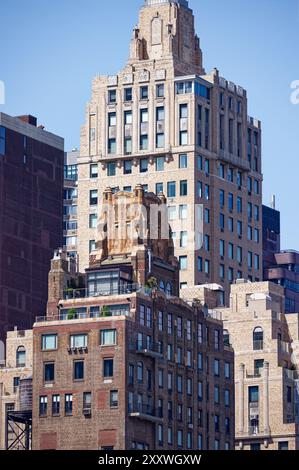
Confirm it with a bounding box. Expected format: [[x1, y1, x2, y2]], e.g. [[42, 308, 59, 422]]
[[77, 0, 263, 303], [0, 113, 64, 351], [32, 186, 234, 450], [219, 281, 299, 450]]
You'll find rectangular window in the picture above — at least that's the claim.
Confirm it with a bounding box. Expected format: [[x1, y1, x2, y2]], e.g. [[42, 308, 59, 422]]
[[52, 395, 60, 416], [90, 164, 98, 179], [44, 363, 55, 383], [70, 334, 88, 348], [180, 180, 188, 196], [179, 154, 188, 169], [107, 162, 116, 176], [39, 396, 48, 417], [41, 334, 57, 351], [140, 86, 148, 100], [179, 205, 188, 220], [124, 160, 132, 175], [179, 256, 187, 271], [65, 394, 73, 416], [180, 231, 188, 248], [214, 385, 220, 404], [100, 329, 116, 346], [140, 158, 148, 173], [73, 361, 84, 380], [156, 182, 163, 195], [89, 240, 96, 253], [90, 190, 98, 206], [179, 131, 188, 146], [156, 156, 165, 171], [103, 359, 114, 378], [108, 139, 116, 154], [124, 88, 132, 102], [108, 112, 116, 127], [156, 83, 165, 98], [110, 390, 118, 408], [89, 213, 97, 229], [167, 181, 176, 198], [108, 90, 116, 104]]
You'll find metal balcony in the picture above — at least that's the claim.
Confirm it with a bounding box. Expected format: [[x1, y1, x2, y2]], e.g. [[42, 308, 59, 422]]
[[136, 340, 164, 359], [128, 404, 163, 423]]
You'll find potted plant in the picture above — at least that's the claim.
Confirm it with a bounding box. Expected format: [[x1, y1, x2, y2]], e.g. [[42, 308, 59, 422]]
[[67, 308, 76, 320], [101, 306, 111, 317], [145, 277, 158, 289]]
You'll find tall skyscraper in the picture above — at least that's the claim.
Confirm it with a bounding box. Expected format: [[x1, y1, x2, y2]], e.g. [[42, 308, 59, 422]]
[[0, 113, 64, 348], [77, 0, 263, 302]]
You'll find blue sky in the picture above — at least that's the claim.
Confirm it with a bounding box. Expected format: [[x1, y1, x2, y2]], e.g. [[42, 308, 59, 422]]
[[0, 0, 298, 249]]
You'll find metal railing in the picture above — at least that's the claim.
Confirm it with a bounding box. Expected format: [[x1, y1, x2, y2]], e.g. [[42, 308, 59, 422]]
[[62, 284, 152, 300], [128, 403, 160, 418], [36, 309, 130, 323], [136, 340, 163, 355]]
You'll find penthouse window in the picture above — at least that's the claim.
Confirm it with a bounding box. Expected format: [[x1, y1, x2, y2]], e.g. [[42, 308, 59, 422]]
[[16, 346, 26, 367], [100, 329, 117, 346], [176, 81, 193, 94], [41, 334, 57, 351]]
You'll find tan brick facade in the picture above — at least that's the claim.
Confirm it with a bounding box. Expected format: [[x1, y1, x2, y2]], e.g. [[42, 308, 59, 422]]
[[77, 0, 263, 303], [218, 281, 299, 450], [0, 329, 33, 449]]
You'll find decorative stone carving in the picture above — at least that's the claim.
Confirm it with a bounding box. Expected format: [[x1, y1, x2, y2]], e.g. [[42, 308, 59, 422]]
[[108, 76, 118, 86], [139, 70, 150, 83], [155, 69, 166, 81], [122, 74, 133, 85]]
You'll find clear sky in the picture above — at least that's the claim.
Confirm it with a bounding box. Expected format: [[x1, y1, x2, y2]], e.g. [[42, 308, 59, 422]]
[[0, 0, 298, 249]]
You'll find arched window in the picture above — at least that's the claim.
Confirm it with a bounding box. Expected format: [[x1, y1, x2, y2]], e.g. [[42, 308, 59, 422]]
[[16, 346, 26, 367], [253, 327, 263, 350], [166, 282, 172, 297], [159, 280, 165, 292], [223, 330, 230, 347]]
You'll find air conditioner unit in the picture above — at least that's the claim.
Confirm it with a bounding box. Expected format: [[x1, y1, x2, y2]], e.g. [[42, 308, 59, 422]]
[[83, 408, 92, 417]]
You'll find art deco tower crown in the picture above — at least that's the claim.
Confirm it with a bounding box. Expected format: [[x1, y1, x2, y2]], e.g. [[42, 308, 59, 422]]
[[129, 0, 204, 76]]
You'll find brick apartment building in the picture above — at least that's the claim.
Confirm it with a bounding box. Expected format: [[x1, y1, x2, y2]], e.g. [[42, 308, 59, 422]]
[[219, 281, 299, 450], [32, 186, 234, 450], [77, 0, 263, 303], [0, 113, 64, 349]]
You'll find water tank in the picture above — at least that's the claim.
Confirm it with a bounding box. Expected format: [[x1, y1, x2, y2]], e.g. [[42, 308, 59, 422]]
[[19, 377, 33, 411]]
